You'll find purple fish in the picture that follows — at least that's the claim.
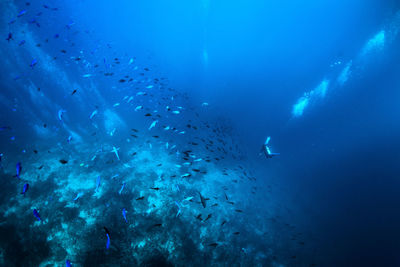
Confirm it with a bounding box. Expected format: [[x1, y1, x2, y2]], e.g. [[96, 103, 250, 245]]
[[104, 227, 110, 249], [17, 10, 27, 18], [16, 162, 22, 178], [21, 183, 29, 196], [106, 233, 110, 250], [30, 59, 37, 68], [6, 33, 13, 42], [33, 209, 41, 221], [66, 21, 75, 29], [122, 208, 127, 223]]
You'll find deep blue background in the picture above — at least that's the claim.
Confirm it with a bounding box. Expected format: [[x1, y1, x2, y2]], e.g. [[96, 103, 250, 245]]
[[2, 0, 400, 265]]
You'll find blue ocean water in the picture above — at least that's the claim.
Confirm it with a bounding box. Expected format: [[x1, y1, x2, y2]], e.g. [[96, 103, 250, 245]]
[[1, 0, 400, 266]]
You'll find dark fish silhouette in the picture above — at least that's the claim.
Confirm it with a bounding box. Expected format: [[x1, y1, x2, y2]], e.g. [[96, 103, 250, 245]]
[[21, 183, 29, 196], [198, 192, 207, 208], [6, 33, 13, 42], [33, 209, 41, 221], [15, 162, 22, 178]]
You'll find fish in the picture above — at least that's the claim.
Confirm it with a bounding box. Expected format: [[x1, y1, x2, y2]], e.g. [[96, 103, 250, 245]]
[[198, 192, 207, 208], [106, 233, 110, 250], [221, 220, 227, 226], [30, 59, 38, 69], [21, 183, 29, 196], [233, 232, 240, 235], [95, 175, 101, 191], [111, 146, 120, 160], [89, 110, 98, 120], [17, 10, 27, 17], [66, 260, 71, 267], [136, 196, 144, 200], [148, 120, 158, 130], [33, 209, 41, 221], [150, 187, 160, 190], [59, 159, 68, 164], [183, 196, 193, 202], [67, 136, 72, 143], [134, 106, 143, 111], [82, 74, 92, 78], [73, 192, 83, 201], [71, 89, 77, 95], [235, 209, 243, 213], [15, 162, 22, 178], [122, 208, 127, 223], [58, 109, 66, 122], [119, 182, 126, 194], [6, 33, 13, 42], [18, 40, 26, 46], [208, 243, 218, 247], [175, 201, 181, 217]]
